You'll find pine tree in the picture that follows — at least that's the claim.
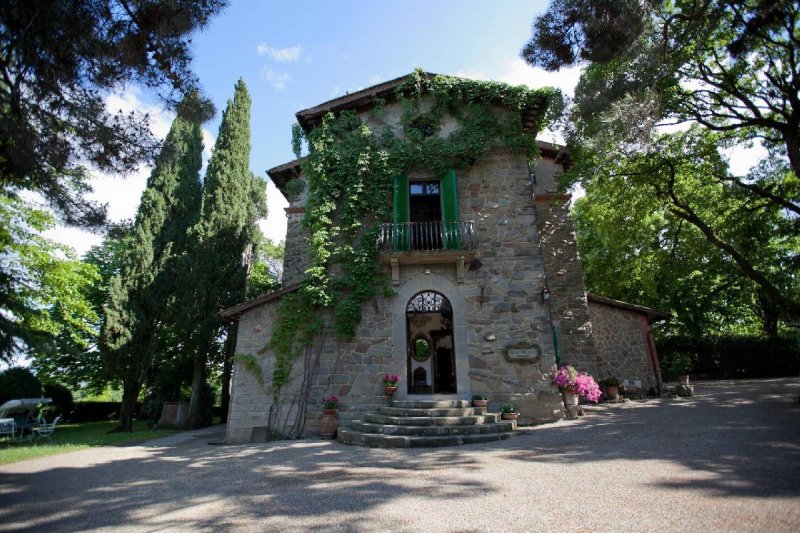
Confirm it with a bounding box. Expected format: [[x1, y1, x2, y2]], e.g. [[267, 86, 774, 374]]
[[183, 79, 267, 429], [101, 115, 204, 432]]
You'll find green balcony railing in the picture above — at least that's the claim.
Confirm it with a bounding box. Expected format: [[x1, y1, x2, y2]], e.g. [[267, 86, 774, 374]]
[[378, 220, 477, 252]]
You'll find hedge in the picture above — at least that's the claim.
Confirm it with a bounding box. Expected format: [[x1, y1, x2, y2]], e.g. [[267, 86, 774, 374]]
[[69, 401, 143, 423], [657, 335, 800, 380]]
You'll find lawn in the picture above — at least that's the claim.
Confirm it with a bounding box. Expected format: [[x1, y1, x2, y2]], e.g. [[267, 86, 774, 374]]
[[0, 420, 179, 465]]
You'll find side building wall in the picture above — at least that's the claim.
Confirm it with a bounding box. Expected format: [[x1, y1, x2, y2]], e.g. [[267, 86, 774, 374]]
[[589, 302, 661, 393]]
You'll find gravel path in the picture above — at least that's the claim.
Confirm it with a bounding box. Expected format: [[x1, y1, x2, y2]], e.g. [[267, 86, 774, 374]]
[[1, 378, 798, 532]]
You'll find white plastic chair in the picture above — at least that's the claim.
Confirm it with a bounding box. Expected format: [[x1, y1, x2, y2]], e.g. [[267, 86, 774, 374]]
[[33, 416, 61, 444]]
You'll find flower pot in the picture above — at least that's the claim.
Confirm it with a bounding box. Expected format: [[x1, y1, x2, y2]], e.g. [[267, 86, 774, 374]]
[[319, 409, 338, 439], [605, 385, 619, 399], [472, 399, 488, 408], [501, 412, 518, 421], [384, 385, 398, 396], [679, 375, 690, 385], [562, 391, 580, 419]]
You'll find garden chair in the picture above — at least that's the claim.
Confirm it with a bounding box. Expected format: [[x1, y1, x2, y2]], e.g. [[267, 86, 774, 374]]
[[33, 416, 61, 444], [0, 418, 15, 445]]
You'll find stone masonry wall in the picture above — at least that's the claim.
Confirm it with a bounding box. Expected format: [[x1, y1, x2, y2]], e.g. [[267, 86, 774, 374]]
[[457, 149, 563, 422], [589, 303, 659, 391], [535, 197, 601, 375], [281, 177, 311, 286]]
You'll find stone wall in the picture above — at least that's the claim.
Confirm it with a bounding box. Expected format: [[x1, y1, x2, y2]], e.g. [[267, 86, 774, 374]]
[[533, 159, 600, 376], [589, 302, 660, 392], [281, 176, 311, 286]]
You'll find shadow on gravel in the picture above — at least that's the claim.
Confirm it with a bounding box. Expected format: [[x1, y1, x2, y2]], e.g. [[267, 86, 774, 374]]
[[0, 428, 493, 531], [501, 378, 800, 498], [1, 379, 798, 531]]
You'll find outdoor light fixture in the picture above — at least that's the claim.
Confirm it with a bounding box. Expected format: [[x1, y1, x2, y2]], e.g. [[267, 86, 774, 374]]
[[540, 287, 550, 303]]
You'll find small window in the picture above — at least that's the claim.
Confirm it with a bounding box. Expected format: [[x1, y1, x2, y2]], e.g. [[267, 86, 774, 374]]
[[408, 115, 439, 139]]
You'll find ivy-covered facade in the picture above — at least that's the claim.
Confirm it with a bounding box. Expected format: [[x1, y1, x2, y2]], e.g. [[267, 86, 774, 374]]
[[221, 71, 661, 443]]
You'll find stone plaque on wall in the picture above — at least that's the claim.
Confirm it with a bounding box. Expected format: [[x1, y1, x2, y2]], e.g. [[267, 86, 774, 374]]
[[503, 345, 541, 363]]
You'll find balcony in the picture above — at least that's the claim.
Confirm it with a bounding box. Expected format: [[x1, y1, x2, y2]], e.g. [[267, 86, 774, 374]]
[[377, 221, 477, 285]]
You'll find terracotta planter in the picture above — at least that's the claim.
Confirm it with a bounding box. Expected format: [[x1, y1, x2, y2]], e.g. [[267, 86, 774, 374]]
[[501, 412, 518, 421], [319, 409, 338, 439], [472, 399, 488, 408], [679, 375, 690, 385], [605, 385, 619, 399], [384, 385, 398, 396]]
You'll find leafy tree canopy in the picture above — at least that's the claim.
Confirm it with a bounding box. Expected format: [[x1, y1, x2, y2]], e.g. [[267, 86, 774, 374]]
[[0, 195, 100, 364], [246, 239, 284, 299], [0, 0, 225, 227], [523, 0, 800, 324]]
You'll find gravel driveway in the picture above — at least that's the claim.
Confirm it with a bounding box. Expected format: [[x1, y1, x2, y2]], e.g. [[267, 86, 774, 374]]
[[1, 378, 798, 532]]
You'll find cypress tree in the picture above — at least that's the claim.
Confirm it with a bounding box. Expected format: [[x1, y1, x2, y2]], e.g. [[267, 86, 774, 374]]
[[101, 115, 204, 432], [183, 79, 267, 429]]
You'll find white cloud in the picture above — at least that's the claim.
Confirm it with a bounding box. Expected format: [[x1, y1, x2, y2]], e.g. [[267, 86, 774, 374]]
[[499, 58, 581, 97], [259, 179, 289, 244], [261, 68, 291, 90], [368, 74, 382, 85], [452, 69, 488, 81], [256, 43, 305, 63], [330, 85, 342, 97]]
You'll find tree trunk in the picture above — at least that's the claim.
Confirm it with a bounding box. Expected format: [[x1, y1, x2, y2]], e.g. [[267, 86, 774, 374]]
[[111, 382, 142, 433], [220, 325, 237, 424], [784, 129, 800, 182], [185, 344, 209, 429]]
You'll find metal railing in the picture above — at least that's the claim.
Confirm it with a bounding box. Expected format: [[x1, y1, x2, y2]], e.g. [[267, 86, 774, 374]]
[[377, 220, 477, 252]]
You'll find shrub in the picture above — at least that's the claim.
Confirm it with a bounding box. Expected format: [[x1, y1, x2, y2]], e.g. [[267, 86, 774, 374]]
[[70, 401, 142, 423], [42, 382, 74, 418], [0, 367, 42, 404]]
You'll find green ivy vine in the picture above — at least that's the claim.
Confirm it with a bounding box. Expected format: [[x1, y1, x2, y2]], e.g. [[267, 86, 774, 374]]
[[266, 69, 561, 389]]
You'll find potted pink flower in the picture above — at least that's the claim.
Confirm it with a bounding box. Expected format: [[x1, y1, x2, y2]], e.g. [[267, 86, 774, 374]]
[[322, 395, 339, 414], [383, 373, 399, 395], [552, 364, 601, 418]]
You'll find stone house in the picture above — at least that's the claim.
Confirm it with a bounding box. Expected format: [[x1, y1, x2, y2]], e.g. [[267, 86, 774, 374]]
[[221, 72, 666, 445]]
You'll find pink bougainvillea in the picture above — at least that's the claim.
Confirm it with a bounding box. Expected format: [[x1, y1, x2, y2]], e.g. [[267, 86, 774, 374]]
[[552, 364, 602, 403], [383, 373, 399, 386]]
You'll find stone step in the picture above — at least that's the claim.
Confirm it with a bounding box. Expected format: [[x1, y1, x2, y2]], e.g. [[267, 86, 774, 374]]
[[379, 406, 486, 417], [351, 419, 516, 436], [337, 428, 516, 448], [365, 413, 501, 426], [389, 400, 472, 409]]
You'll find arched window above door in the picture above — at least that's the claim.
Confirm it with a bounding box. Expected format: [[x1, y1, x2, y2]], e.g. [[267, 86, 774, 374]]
[[406, 291, 452, 314]]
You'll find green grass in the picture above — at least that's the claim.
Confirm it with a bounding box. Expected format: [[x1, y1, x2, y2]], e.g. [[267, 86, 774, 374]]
[[0, 420, 179, 465]]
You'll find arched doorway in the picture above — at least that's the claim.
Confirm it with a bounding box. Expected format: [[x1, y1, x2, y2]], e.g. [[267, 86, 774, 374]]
[[406, 291, 456, 394]]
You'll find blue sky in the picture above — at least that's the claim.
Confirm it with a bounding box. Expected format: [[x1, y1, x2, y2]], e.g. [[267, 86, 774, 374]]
[[50, 0, 581, 255]]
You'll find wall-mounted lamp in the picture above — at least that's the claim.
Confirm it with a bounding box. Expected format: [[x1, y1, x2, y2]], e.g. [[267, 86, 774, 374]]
[[540, 287, 550, 304], [468, 258, 483, 271]]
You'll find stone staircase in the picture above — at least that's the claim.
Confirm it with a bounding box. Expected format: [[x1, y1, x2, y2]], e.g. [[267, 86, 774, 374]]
[[337, 399, 517, 448]]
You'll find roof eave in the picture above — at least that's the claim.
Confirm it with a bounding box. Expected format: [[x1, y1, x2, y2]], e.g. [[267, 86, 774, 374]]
[[587, 293, 670, 323]]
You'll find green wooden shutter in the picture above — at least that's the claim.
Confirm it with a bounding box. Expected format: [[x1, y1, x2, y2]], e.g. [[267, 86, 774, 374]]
[[393, 174, 409, 251], [440, 169, 461, 249]]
